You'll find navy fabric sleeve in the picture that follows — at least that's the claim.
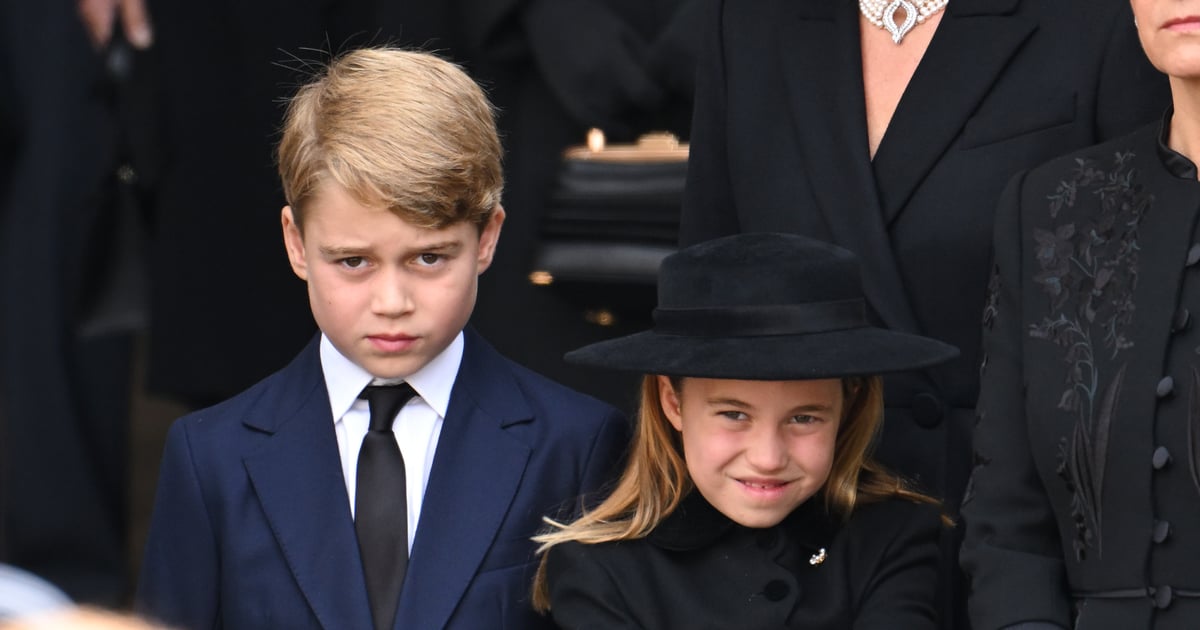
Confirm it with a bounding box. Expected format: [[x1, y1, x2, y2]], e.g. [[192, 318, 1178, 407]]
[[135, 420, 220, 629]]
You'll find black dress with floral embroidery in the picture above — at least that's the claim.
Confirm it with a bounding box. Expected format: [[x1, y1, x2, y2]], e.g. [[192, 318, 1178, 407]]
[[962, 116, 1200, 630]]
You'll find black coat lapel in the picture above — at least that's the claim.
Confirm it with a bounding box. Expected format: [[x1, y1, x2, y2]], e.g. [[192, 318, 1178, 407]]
[[872, 0, 1033, 223], [778, 0, 921, 333]]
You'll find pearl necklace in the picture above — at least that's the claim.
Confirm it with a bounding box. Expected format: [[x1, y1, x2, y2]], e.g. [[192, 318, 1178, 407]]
[[859, 0, 948, 44]]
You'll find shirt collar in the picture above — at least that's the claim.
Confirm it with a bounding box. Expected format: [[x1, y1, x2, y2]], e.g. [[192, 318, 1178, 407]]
[[320, 331, 464, 422], [1157, 106, 1199, 180]]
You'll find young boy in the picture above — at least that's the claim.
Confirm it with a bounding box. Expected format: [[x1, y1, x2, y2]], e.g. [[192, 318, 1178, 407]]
[[136, 49, 627, 630]]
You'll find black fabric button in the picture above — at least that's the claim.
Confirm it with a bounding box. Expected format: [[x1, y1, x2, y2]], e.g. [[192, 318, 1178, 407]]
[[1153, 446, 1172, 470], [1174, 308, 1192, 333], [762, 580, 790, 602], [1157, 376, 1176, 398], [1154, 520, 1172, 544], [1188, 244, 1200, 267], [1156, 585, 1174, 609], [912, 393, 944, 429]]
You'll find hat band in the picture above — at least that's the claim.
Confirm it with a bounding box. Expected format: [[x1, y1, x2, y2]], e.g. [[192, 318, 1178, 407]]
[[653, 299, 867, 337]]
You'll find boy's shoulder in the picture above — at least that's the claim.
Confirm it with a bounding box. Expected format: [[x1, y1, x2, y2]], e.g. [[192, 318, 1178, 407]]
[[460, 328, 624, 423], [168, 330, 626, 446], [168, 337, 325, 441]]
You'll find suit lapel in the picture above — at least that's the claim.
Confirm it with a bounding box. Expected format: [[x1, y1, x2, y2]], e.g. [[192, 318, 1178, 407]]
[[395, 330, 533, 629], [778, 0, 921, 333], [873, 0, 1033, 223], [242, 340, 374, 630]]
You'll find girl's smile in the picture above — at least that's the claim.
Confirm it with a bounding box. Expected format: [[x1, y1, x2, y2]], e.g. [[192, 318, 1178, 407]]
[[659, 376, 843, 528]]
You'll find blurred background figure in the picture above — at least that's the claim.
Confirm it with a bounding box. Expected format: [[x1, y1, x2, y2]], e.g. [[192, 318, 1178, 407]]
[[465, 0, 702, 410], [0, 0, 149, 606], [140, 0, 423, 409]]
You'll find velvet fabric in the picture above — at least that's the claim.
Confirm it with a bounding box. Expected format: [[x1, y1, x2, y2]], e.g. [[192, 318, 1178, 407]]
[[565, 233, 958, 379]]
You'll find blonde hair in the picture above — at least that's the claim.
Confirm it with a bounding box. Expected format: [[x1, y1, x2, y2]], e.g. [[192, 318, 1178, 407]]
[[277, 48, 503, 231], [530, 374, 939, 611]]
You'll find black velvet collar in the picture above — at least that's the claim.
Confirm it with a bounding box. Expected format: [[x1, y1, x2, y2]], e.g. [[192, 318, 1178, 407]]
[[1157, 106, 1199, 180], [647, 489, 838, 554]]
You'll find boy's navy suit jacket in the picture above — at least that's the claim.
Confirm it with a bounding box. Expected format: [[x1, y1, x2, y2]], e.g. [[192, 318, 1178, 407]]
[[136, 328, 627, 629]]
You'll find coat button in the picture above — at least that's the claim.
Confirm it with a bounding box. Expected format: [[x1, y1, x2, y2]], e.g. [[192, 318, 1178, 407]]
[[1153, 446, 1172, 470], [1156, 585, 1174, 609], [1174, 308, 1192, 333], [912, 393, 944, 429], [1188, 244, 1200, 267], [1154, 520, 1172, 544], [1157, 376, 1175, 398], [762, 580, 790, 602]]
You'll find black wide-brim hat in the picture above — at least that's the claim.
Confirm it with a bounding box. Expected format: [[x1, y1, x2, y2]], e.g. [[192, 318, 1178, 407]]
[[565, 233, 959, 380]]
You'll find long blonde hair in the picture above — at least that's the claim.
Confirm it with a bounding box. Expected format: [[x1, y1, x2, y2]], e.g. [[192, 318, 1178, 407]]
[[530, 374, 938, 611]]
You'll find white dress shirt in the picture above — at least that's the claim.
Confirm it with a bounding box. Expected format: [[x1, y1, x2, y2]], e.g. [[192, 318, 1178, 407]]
[[320, 332, 463, 552]]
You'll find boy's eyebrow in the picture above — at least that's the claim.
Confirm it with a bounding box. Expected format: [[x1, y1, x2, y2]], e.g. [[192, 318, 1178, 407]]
[[316, 240, 464, 257], [413, 240, 463, 253], [319, 245, 370, 257]]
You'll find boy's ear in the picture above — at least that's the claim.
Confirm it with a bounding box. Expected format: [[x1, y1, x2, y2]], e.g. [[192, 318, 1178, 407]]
[[475, 204, 505, 273], [281, 206, 309, 281], [658, 375, 684, 432]]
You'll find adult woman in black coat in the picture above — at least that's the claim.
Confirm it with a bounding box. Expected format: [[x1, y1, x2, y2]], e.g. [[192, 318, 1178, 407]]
[[680, 1, 1169, 625], [532, 233, 958, 629], [961, 1, 1200, 627]]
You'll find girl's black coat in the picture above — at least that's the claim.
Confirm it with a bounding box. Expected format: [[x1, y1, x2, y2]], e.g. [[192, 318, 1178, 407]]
[[546, 492, 942, 629]]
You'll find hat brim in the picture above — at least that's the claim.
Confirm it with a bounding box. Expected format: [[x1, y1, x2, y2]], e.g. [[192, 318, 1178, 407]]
[[564, 327, 959, 380]]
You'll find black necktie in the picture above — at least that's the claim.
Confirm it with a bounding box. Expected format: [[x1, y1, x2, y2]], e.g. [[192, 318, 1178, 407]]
[[356, 383, 417, 630]]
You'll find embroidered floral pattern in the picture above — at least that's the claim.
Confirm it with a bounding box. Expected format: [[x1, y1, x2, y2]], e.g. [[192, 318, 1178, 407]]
[[961, 427, 991, 508], [1027, 151, 1152, 561], [982, 264, 1001, 331]]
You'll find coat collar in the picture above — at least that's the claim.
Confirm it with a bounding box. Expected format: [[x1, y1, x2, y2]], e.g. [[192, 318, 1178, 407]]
[[648, 490, 837, 556], [1156, 106, 1199, 179], [780, 0, 1033, 333], [872, 1, 1035, 224], [789, 0, 1018, 19], [947, 0, 1019, 16]]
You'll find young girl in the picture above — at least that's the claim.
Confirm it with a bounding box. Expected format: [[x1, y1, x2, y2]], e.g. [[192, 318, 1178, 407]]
[[531, 233, 959, 629]]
